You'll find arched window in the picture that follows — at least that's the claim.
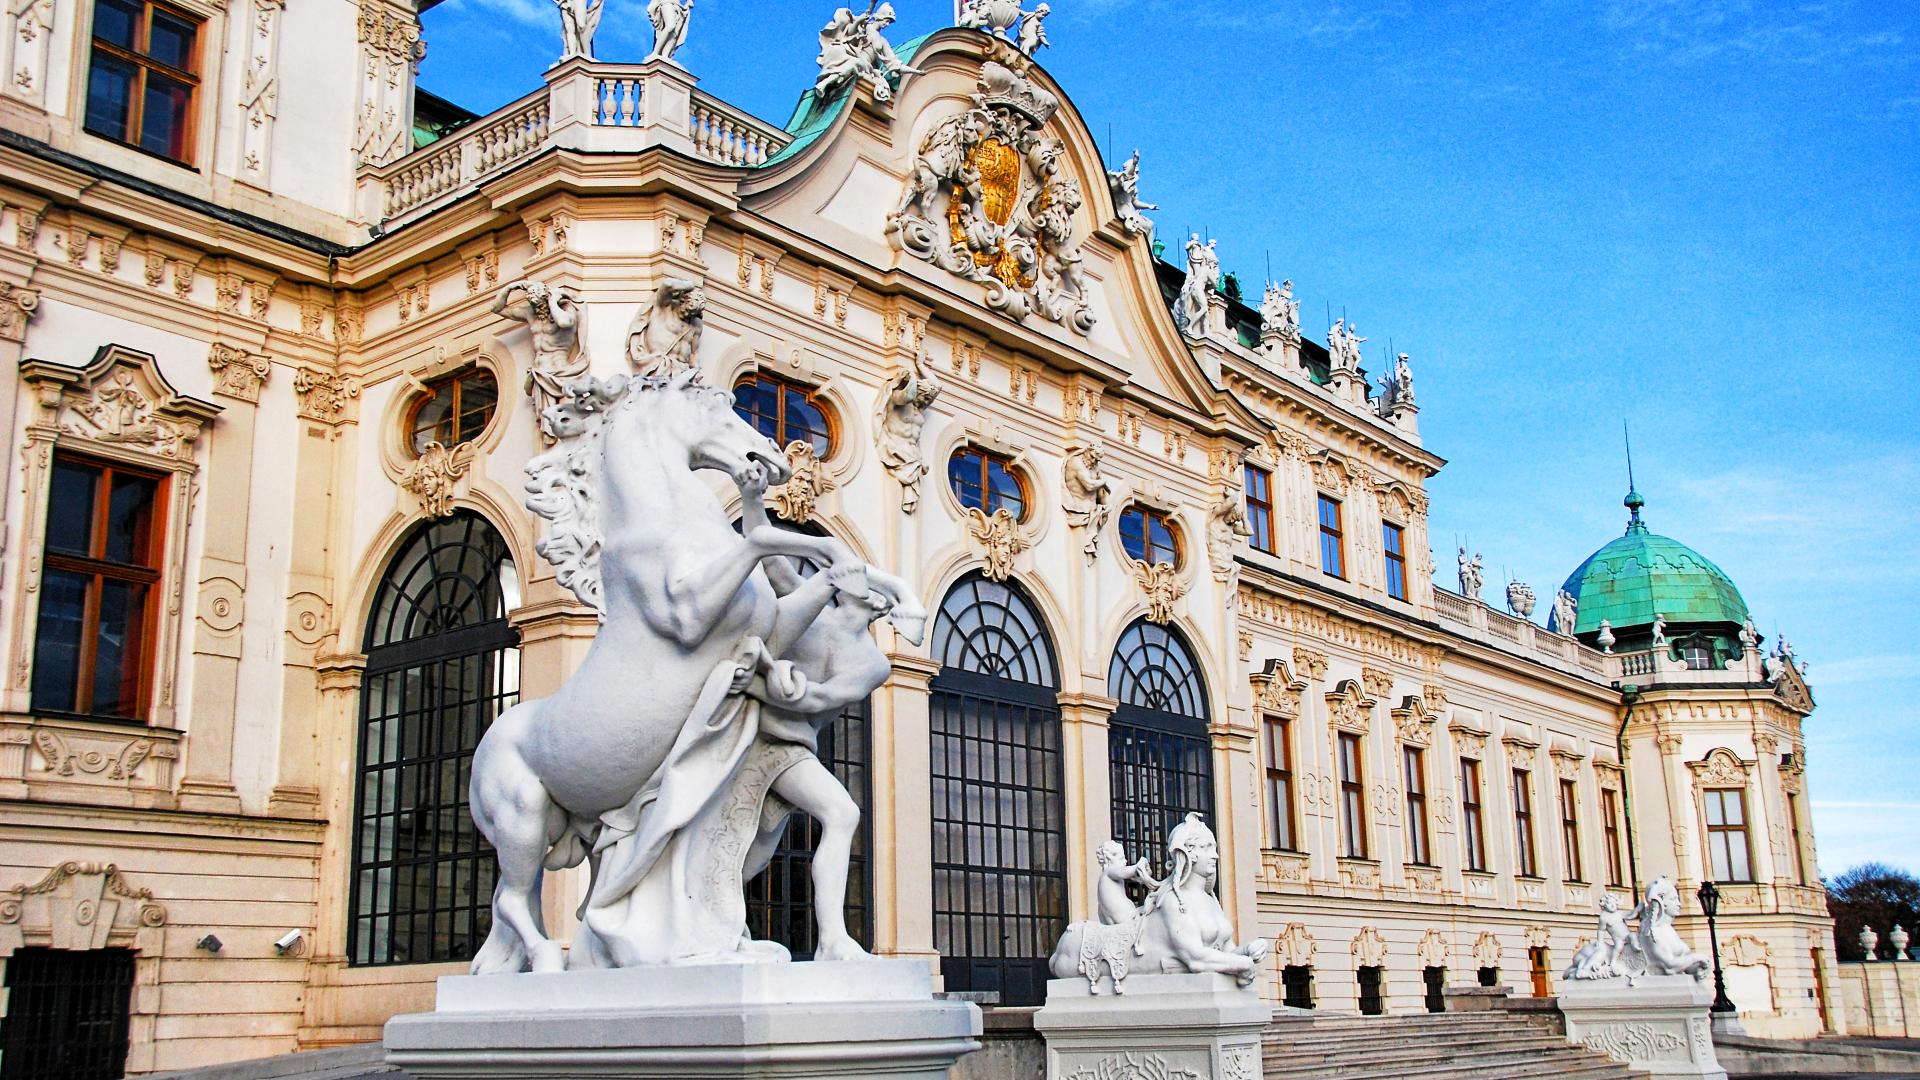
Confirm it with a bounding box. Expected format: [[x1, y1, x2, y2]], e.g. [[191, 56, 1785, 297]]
[[929, 573, 1065, 1006], [732, 371, 834, 458], [739, 518, 873, 959], [350, 512, 520, 966], [1108, 619, 1215, 876]]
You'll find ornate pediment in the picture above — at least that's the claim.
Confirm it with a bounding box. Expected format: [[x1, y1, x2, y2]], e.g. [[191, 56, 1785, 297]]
[[1391, 695, 1435, 746], [1326, 678, 1373, 734], [0, 861, 166, 951], [21, 345, 220, 462], [887, 50, 1094, 335], [1251, 658, 1306, 718], [1771, 660, 1814, 715], [1688, 747, 1752, 788]]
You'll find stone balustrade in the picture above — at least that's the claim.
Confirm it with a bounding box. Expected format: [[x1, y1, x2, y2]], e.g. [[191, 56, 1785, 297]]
[[358, 59, 791, 227]]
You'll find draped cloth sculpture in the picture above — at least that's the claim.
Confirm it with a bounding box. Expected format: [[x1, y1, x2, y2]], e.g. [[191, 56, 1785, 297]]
[[1048, 815, 1270, 993], [471, 367, 927, 972]]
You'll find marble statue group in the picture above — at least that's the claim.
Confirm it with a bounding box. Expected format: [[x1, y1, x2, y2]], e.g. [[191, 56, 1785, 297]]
[[470, 316, 929, 971], [1564, 877, 1712, 982]]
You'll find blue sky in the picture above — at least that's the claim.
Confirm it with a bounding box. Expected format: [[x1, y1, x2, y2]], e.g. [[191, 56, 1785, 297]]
[[418, 0, 1920, 876]]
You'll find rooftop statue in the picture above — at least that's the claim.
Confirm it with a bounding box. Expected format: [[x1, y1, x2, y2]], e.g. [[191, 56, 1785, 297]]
[[957, 0, 1051, 55], [1328, 317, 1365, 372], [553, 0, 602, 62], [1458, 547, 1484, 600], [1049, 815, 1271, 993], [1174, 234, 1218, 337], [646, 0, 693, 64], [1107, 149, 1159, 240], [475, 366, 928, 972], [1554, 587, 1579, 636], [1259, 279, 1300, 344], [1563, 878, 1711, 982], [815, 3, 922, 104], [887, 58, 1094, 334], [1392, 351, 1414, 407], [492, 280, 589, 443]]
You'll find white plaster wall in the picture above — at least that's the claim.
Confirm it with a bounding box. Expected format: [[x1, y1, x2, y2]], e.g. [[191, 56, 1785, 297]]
[[271, 0, 376, 218], [233, 368, 300, 809]]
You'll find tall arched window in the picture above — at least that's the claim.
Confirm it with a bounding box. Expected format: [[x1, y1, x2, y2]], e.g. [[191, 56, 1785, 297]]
[[1108, 619, 1215, 876], [739, 520, 873, 959], [350, 512, 520, 967], [929, 573, 1065, 1007]]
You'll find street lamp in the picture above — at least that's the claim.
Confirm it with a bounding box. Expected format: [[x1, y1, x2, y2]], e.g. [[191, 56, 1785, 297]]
[[1696, 880, 1736, 1014]]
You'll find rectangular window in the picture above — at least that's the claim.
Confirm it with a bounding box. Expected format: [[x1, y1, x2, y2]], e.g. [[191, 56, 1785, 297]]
[[1559, 777, 1583, 881], [1338, 731, 1367, 859], [1262, 715, 1297, 851], [1244, 464, 1275, 554], [1601, 787, 1625, 887], [1317, 494, 1345, 579], [0, 947, 135, 1079], [1514, 768, 1538, 877], [32, 454, 165, 721], [1357, 964, 1385, 1015], [1423, 965, 1446, 1013], [1403, 745, 1430, 864], [1704, 787, 1754, 882], [1382, 522, 1408, 601], [1282, 964, 1315, 1010], [86, 0, 202, 165], [1461, 757, 1487, 871], [1787, 791, 1807, 886]]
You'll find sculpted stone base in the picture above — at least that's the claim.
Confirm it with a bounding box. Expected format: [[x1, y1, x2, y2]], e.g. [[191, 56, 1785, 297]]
[[1558, 974, 1729, 1080], [1033, 973, 1269, 1080], [382, 959, 981, 1079]]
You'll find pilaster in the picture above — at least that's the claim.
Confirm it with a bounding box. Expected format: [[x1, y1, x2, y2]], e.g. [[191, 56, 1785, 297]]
[[1056, 691, 1116, 924], [871, 652, 939, 969]]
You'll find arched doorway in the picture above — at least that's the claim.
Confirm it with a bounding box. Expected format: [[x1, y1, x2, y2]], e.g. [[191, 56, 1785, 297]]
[[1107, 619, 1215, 875], [738, 519, 873, 959], [928, 572, 1065, 1006], [348, 512, 520, 967]]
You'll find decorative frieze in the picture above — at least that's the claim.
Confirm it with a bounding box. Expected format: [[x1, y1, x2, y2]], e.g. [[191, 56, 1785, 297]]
[[0, 861, 167, 951]]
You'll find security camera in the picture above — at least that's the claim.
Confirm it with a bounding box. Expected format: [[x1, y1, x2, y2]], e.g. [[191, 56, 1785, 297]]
[[274, 929, 305, 955], [195, 934, 222, 953]]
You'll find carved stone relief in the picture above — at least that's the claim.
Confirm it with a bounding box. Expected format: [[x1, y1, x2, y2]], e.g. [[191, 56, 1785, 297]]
[[966, 507, 1028, 582], [354, 0, 426, 166], [208, 344, 271, 403], [1471, 930, 1501, 967], [0, 862, 166, 952], [400, 441, 473, 518], [1326, 680, 1372, 734], [3, 0, 54, 107], [1272, 922, 1316, 967], [769, 441, 835, 524], [1292, 647, 1328, 683], [294, 368, 361, 423], [1133, 561, 1184, 624], [1416, 928, 1450, 966], [0, 281, 39, 342]]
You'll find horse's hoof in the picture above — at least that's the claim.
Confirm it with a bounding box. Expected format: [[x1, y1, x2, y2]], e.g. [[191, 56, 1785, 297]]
[[529, 941, 565, 974]]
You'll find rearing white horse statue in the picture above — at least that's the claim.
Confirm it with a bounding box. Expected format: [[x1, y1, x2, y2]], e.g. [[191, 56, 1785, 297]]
[[470, 369, 920, 973]]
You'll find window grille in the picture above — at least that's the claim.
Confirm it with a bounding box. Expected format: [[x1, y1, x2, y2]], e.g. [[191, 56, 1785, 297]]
[[0, 947, 134, 1080], [929, 573, 1065, 1007], [350, 512, 519, 966], [1282, 964, 1316, 1009], [1108, 620, 1214, 876], [1358, 964, 1385, 1015], [1423, 965, 1447, 1013]]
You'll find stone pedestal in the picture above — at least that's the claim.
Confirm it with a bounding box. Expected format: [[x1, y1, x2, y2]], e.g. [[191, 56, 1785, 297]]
[[1033, 973, 1268, 1080], [383, 959, 981, 1079], [1558, 975, 1728, 1080]]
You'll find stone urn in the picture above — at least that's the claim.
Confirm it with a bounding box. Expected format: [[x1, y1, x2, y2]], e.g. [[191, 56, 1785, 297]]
[[1860, 925, 1879, 960], [1891, 925, 1911, 961]]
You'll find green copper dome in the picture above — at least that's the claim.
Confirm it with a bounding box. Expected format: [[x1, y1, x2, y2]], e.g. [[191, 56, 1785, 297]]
[[1555, 490, 1750, 638]]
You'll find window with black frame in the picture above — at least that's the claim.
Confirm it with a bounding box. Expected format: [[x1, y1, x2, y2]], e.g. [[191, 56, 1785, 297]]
[[928, 573, 1065, 1007], [0, 947, 134, 1080], [349, 512, 520, 967], [1107, 619, 1214, 878]]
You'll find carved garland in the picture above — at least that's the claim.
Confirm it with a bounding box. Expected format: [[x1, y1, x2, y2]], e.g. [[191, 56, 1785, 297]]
[[1325, 679, 1373, 735], [1391, 695, 1434, 747]]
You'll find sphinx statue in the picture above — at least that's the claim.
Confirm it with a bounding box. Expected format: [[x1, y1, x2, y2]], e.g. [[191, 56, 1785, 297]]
[[1563, 877, 1711, 983]]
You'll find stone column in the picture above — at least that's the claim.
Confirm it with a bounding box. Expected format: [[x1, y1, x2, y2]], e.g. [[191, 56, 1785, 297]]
[[269, 369, 359, 816], [872, 652, 939, 969], [178, 345, 271, 812], [1057, 692, 1115, 923]]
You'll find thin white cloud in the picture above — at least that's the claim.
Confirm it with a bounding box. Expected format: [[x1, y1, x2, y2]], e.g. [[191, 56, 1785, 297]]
[[437, 0, 552, 30], [1810, 801, 1920, 878], [1597, 0, 1908, 65], [1800, 654, 1920, 687]]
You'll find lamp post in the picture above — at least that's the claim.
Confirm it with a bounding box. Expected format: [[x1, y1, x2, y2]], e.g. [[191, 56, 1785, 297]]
[[1696, 880, 1736, 1014]]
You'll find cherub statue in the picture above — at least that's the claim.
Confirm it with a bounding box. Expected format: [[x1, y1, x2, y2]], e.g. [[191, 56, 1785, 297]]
[[1016, 2, 1050, 54], [646, 0, 692, 63], [1652, 612, 1668, 647], [1094, 839, 1159, 924], [1062, 444, 1114, 560], [1107, 149, 1159, 239], [492, 280, 588, 441], [1563, 894, 1633, 980], [553, 0, 602, 62], [874, 352, 942, 513]]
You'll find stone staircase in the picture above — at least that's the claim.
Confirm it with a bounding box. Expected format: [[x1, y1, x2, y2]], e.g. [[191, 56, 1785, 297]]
[[1261, 1010, 1649, 1079]]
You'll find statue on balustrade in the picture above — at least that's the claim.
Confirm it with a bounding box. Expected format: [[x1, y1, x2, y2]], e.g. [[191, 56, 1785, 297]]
[[647, 0, 693, 63], [553, 0, 602, 62]]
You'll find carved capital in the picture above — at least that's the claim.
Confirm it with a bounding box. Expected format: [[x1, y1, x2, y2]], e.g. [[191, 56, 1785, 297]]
[[1291, 646, 1328, 682], [207, 344, 271, 402], [0, 281, 41, 343], [293, 367, 360, 423]]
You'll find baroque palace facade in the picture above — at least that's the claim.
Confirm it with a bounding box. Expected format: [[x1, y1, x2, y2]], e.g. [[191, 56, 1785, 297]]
[[0, 1, 1837, 1074]]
